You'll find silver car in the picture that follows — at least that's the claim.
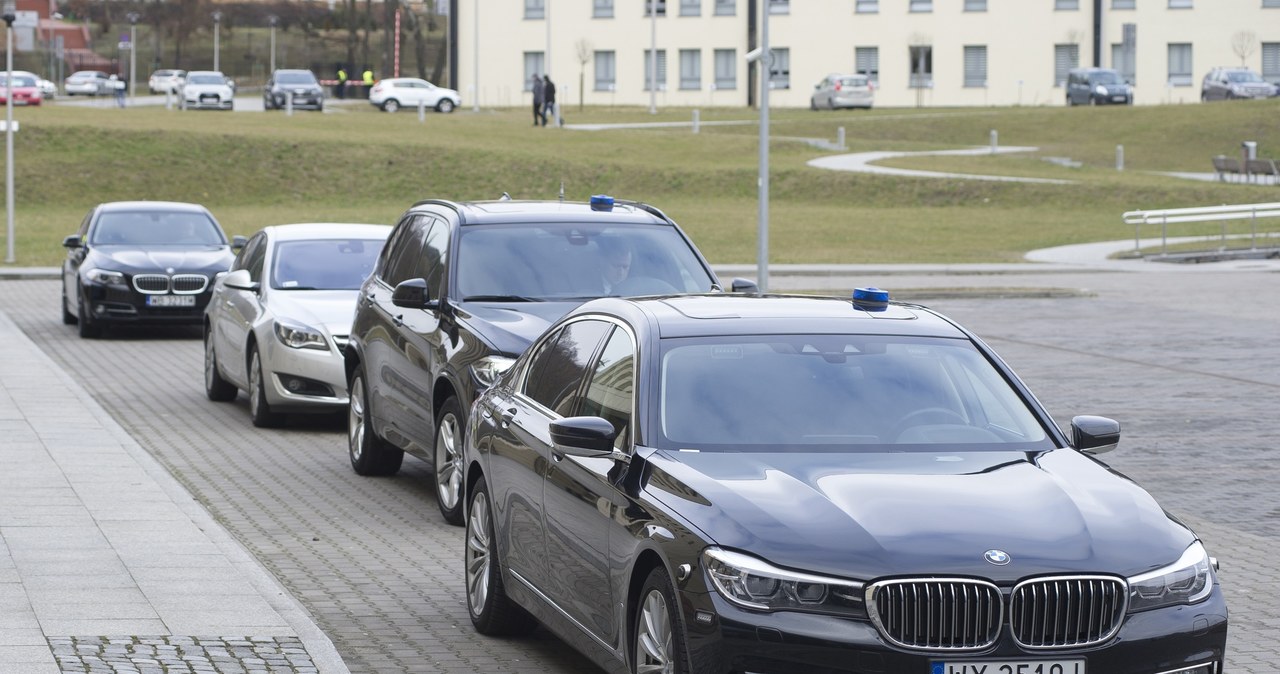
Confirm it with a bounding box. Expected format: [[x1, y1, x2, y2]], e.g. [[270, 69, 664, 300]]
[[810, 73, 875, 110], [204, 223, 392, 427], [148, 69, 187, 94], [179, 70, 234, 110], [64, 70, 112, 96], [1201, 67, 1277, 101]]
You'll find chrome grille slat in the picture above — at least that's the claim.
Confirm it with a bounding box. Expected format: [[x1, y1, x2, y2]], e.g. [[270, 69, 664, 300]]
[[172, 274, 209, 294], [132, 274, 169, 294], [1011, 575, 1126, 649], [867, 579, 1002, 651]]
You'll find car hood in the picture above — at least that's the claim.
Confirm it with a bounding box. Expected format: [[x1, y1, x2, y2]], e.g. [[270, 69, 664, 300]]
[[456, 301, 585, 356], [90, 246, 234, 274], [643, 447, 1195, 582], [264, 290, 358, 336]]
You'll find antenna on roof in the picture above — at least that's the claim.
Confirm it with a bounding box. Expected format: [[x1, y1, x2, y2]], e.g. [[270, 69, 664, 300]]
[[500, 192, 511, 201], [559, 181, 565, 202]]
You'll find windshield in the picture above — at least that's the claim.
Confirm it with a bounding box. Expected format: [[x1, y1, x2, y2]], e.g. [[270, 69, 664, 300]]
[[1089, 71, 1122, 85], [188, 74, 225, 85], [91, 211, 225, 246], [655, 334, 1053, 453], [838, 77, 868, 88], [271, 238, 386, 290], [456, 223, 716, 301], [277, 72, 317, 85], [71, 71, 104, 79], [1226, 70, 1263, 83], [0, 76, 36, 87]]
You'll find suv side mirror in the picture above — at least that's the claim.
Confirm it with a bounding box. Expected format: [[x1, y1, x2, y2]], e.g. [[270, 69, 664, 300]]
[[222, 268, 260, 292], [1071, 415, 1120, 454], [730, 277, 760, 294], [550, 416, 619, 457], [231, 235, 248, 251], [62, 234, 82, 249], [391, 278, 439, 310]]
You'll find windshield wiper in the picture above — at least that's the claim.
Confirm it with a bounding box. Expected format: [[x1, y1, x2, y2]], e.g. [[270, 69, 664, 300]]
[[462, 294, 543, 302]]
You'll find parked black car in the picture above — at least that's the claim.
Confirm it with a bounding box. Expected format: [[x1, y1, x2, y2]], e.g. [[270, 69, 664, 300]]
[[463, 292, 1227, 674], [61, 201, 243, 338], [263, 69, 325, 111], [344, 195, 751, 525]]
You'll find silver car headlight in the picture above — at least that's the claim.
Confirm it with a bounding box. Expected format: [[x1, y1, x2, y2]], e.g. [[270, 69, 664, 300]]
[[273, 320, 329, 351], [84, 268, 127, 286], [1127, 541, 1213, 612], [703, 547, 866, 618], [1094, 84, 1107, 96], [470, 355, 516, 389]]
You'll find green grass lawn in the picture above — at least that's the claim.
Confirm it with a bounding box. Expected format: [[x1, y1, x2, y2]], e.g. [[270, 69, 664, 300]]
[[2, 99, 1278, 266]]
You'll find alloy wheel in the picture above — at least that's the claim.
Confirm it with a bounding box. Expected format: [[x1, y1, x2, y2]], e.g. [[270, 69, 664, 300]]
[[435, 412, 463, 514], [465, 491, 491, 616], [636, 589, 674, 674], [349, 376, 366, 463]]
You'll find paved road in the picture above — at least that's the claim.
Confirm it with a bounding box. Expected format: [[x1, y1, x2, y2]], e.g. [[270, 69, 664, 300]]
[[1, 269, 1276, 673]]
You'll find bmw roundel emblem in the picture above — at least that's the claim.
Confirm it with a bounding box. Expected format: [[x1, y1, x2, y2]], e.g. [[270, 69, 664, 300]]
[[984, 549, 1011, 566]]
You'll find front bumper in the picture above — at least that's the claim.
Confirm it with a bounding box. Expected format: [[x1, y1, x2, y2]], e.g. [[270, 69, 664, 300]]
[[183, 93, 233, 109], [680, 587, 1227, 674], [269, 92, 324, 110], [259, 332, 349, 412], [82, 283, 211, 326]]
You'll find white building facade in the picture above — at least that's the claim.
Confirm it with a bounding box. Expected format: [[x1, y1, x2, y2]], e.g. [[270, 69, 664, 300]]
[[449, 0, 1280, 108]]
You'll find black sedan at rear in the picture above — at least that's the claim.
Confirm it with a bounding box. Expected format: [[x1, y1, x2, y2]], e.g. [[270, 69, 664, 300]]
[[61, 201, 242, 338], [462, 292, 1226, 674]]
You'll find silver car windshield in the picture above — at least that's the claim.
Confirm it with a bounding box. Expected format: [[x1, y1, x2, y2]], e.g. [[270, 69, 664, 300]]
[[271, 238, 385, 291], [91, 211, 224, 246], [188, 74, 224, 85], [657, 334, 1053, 452]]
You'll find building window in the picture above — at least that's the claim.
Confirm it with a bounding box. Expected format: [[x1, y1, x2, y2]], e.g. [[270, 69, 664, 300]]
[[680, 49, 701, 89], [909, 45, 932, 87], [1262, 43, 1280, 83], [524, 0, 545, 20], [644, 49, 668, 90], [964, 0, 987, 11], [768, 48, 790, 89], [1110, 43, 1137, 85], [1112, 0, 1135, 8], [680, 0, 700, 16], [1055, 0, 1079, 9], [856, 0, 879, 12], [714, 49, 736, 89], [1054, 43, 1079, 86], [593, 0, 614, 18], [1167, 43, 1193, 85], [645, 0, 667, 16], [714, 0, 735, 15], [769, 0, 790, 14], [1168, 0, 1191, 7], [909, 0, 932, 12], [1264, 0, 1280, 7], [964, 45, 987, 87], [594, 50, 616, 91], [524, 52, 545, 90], [856, 47, 879, 84]]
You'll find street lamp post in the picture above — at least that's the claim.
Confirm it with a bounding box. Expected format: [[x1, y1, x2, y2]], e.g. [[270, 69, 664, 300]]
[[3, 0, 15, 264], [211, 11, 222, 71], [126, 12, 139, 101], [267, 15, 278, 74]]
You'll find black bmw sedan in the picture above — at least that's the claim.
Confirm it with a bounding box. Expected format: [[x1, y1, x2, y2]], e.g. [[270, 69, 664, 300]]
[[62, 201, 242, 338], [462, 292, 1227, 674]]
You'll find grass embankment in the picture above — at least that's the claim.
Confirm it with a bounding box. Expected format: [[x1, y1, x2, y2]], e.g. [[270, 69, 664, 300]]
[[3, 100, 1278, 266]]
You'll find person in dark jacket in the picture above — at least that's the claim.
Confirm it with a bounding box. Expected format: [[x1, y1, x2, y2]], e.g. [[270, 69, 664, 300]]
[[531, 74, 546, 126], [543, 75, 557, 126]]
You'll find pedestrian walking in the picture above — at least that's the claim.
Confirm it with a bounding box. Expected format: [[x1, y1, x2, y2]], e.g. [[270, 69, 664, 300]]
[[531, 74, 546, 126], [111, 74, 126, 108], [543, 75, 557, 127], [336, 67, 348, 100]]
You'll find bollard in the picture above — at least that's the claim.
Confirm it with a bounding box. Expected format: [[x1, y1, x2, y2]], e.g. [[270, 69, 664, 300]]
[[286, 93, 293, 116], [989, 129, 998, 154], [837, 126, 846, 151], [1116, 144, 1124, 171], [165, 89, 172, 110], [419, 100, 426, 123], [692, 109, 700, 134]]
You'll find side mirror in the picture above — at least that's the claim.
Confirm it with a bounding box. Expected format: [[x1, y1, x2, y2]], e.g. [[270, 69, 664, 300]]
[[222, 268, 260, 292], [550, 416, 619, 457], [231, 235, 248, 251], [1071, 415, 1120, 454], [62, 235, 82, 249], [730, 277, 760, 294], [391, 278, 438, 310]]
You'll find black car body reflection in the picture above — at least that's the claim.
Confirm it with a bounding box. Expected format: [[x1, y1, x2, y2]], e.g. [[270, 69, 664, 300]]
[[463, 293, 1227, 674], [61, 201, 242, 338]]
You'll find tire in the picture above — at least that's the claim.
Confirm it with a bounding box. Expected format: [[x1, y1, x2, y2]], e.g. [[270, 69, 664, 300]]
[[204, 326, 238, 402], [436, 98, 455, 113], [634, 566, 691, 674], [248, 343, 283, 427], [76, 288, 101, 338], [433, 396, 466, 525], [61, 283, 76, 325], [809, 97, 817, 110], [466, 476, 537, 636], [383, 98, 400, 113], [347, 365, 404, 476]]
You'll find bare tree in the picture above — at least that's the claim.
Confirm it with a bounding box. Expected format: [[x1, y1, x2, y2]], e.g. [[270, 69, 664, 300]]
[[575, 39, 592, 111], [1232, 31, 1258, 67]]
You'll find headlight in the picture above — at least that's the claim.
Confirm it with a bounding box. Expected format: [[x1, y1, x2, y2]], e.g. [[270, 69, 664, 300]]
[[703, 547, 866, 618], [470, 355, 516, 389], [84, 268, 127, 286], [273, 320, 329, 351], [1094, 84, 1107, 96], [1127, 541, 1214, 612]]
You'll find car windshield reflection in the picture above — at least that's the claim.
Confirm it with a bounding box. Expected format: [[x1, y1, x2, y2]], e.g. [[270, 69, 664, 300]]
[[271, 238, 384, 290], [91, 211, 226, 246]]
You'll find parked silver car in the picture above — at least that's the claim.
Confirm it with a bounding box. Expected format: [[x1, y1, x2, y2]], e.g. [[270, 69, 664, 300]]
[[810, 73, 874, 110], [64, 70, 112, 96], [179, 70, 234, 110], [1201, 67, 1277, 101], [204, 223, 392, 427], [148, 69, 187, 94]]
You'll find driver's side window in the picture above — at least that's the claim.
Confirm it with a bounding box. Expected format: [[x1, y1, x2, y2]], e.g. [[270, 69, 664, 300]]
[[580, 327, 635, 449]]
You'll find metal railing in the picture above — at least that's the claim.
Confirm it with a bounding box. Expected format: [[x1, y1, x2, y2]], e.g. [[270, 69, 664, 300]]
[[1122, 202, 1280, 257]]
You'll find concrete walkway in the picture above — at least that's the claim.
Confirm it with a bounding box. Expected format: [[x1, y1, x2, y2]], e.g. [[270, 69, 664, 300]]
[[806, 145, 1075, 184], [0, 312, 347, 674]]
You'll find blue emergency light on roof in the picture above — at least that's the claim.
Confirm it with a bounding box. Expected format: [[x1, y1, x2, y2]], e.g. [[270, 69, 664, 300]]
[[852, 287, 890, 312], [590, 194, 615, 212]]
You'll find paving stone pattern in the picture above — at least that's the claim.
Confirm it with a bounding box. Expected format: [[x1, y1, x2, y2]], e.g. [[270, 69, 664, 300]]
[[3, 272, 1278, 673], [50, 636, 314, 673]]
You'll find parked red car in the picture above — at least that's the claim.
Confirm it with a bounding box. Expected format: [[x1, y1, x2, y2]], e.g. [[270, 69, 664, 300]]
[[0, 73, 43, 106]]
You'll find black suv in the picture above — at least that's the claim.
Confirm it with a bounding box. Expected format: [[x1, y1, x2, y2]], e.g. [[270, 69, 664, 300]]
[[263, 69, 325, 111], [344, 196, 750, 524]]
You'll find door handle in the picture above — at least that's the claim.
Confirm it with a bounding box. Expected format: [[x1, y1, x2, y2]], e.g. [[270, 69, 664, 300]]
[[500, 407, 516, 428], [392, 314, 404, 327]]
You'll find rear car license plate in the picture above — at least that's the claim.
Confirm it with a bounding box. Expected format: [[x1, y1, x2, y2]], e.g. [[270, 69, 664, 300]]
[[932, 660, 1085, 674], [146, 295, 196, 307]]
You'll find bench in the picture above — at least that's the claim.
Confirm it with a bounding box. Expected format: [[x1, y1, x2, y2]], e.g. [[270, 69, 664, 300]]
[[1213, 155, 1242, 182], [1244, 158, 1280, 185]]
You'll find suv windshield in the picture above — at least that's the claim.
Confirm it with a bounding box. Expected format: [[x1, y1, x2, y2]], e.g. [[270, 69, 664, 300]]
[[277, 72, 317, 85], [1089, 71, 1122, 85], [1226, 70, 1262, 83], [271, 239, 384, 290], [92, 211, 225, 246], [456, 223, 716, 301], [656, 334, 1053, 452]]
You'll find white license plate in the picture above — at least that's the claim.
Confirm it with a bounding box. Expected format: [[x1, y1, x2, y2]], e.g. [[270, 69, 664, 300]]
[[1111, 96, 1126, 102], [146, 295, 196, 307], [932, 660, 1085, 674]]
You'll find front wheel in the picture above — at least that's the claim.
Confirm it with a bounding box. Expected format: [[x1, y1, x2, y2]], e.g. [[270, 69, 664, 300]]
[[433, 396, 466, 525], [61, 283, 76, 325], [77, 288, 101, 338], [466, 476, 537, 635], [436, 99, 455, 113], [248, 343, 282, 427], [634, 567, 690, 674], [347, 365, 404, 475]]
